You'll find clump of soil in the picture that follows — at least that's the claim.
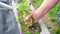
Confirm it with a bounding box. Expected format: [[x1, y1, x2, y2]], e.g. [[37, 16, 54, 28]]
[[29, 23, 41, 34]]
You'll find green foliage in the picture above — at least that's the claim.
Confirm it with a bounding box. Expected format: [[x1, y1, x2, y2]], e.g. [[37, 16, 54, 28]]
[[35, 30, 40, 34], [16, 0, 30, 11], [47, 25, 51, 29], [18, 11, 29, 23], [50, 17, 57, 22], [37, 0, 43, 7], [16, 0, 30, 23], [18, 3, 30, 11], [25, 30, 32, 34], [18, 16, 23, 23], [31, 0, 38, 2], [54, 27, 60, 34], [21, 26, 32, 34], [48, 1, 60, 22]]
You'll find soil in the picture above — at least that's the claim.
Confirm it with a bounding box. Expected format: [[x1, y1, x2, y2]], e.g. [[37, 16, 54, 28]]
[[29, 23, 41, 34]]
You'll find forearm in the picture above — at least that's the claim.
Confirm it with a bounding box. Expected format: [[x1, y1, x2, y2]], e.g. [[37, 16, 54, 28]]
[[33, 0, 58, 20]]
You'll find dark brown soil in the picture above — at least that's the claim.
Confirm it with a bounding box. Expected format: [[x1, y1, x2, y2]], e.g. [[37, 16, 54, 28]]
[[29, 23, 41, 34]]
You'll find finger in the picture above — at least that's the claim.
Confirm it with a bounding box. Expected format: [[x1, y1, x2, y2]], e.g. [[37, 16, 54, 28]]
[[24, 14, 33, 21], [34, 20, 38, 24], [27, 23, 32, 26], [24, 22, 32, 26], [27, 24, 32, 26]]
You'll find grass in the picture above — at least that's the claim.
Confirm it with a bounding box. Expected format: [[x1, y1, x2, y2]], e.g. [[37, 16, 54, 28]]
[[48, 1, 60, 22], [53, 27, 60, 34]]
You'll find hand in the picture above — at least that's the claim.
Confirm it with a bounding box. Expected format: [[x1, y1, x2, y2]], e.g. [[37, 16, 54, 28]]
[[24, 12, 39, 26]]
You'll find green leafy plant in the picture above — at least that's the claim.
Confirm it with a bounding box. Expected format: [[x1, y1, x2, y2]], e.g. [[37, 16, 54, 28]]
[[53, 27, 60, 34], [31, 0, 38, 2], [25, 30, 32, 34], [16, 0, 31, 23]]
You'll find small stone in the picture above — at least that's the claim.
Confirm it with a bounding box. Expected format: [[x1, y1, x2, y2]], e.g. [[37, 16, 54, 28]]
[[32, 28, 35, 30]]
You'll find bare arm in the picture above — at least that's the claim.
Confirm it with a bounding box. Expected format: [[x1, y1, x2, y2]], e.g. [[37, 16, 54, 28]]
[[33, 0, 58, 20]]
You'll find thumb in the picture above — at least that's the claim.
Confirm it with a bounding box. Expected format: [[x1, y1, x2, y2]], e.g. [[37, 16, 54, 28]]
[[24, 14, 33, 21]]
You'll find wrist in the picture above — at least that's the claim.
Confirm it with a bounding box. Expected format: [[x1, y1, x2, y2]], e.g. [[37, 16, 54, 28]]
[[32, 11, 41, 21]]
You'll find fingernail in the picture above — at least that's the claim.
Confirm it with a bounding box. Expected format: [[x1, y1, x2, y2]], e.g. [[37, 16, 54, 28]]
[[24, 17, 28, 21]]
